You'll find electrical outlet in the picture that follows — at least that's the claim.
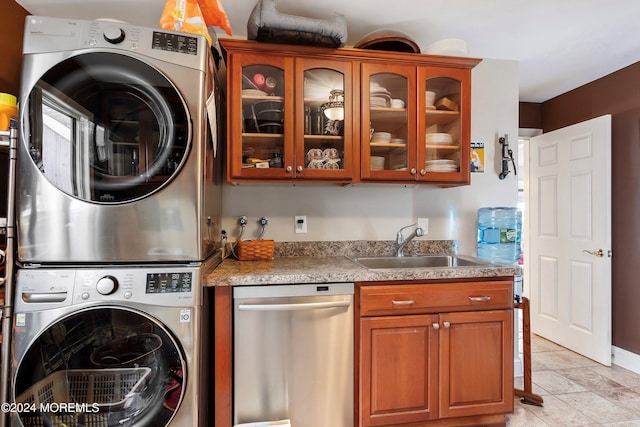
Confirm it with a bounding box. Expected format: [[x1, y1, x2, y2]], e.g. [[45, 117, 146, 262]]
[[417, 217, 429, 235], [295, 215, 307, 234]]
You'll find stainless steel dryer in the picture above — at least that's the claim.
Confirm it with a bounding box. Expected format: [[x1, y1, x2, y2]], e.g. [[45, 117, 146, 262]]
[[17, 16, 224, 263], [11, 263, 213, 426]]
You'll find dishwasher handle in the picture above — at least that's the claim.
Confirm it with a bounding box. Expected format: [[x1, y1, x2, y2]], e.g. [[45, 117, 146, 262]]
[[238, 300, 351, 312]]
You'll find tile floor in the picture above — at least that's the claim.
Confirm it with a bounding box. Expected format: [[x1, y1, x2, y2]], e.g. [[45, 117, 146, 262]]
[[507, 335, 640, 426]]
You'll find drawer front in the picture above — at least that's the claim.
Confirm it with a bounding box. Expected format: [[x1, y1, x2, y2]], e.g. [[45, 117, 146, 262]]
[[360, 281, 513, 316]]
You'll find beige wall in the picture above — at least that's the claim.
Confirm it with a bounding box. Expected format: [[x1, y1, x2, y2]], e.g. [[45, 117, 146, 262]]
[[221, 58, 520, 256]]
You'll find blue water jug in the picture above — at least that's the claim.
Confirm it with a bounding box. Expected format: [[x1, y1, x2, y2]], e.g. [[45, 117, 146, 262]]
[[477, 207, 521, 264]]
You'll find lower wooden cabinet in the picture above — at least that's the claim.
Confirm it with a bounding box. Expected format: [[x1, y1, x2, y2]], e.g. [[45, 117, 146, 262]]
[[358, 280, 514, 427], [361, 314, 439, 426]]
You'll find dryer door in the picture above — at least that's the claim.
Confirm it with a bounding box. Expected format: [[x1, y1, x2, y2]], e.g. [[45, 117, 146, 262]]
[[23, 52, 190, 203], [13, 306, 187, 426]]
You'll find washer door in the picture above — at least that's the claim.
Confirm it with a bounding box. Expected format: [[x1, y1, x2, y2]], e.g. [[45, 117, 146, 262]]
[[23, 52, 190, 203], [14, 306, 187, 426]]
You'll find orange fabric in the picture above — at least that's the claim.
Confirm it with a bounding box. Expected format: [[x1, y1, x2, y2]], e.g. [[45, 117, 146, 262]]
[[198, 0, 233, 36], [160, 0, 213, 44]]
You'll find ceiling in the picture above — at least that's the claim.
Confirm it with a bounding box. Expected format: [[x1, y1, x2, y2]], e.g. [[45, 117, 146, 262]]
[[15, 0, 640, 103]]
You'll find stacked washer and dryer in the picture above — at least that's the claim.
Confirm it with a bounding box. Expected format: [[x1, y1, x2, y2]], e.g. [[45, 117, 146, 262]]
[[8, 16, 225, 427]]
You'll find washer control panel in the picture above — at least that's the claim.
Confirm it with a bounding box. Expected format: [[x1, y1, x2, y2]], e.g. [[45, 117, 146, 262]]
[[15, 266, 200, 312]]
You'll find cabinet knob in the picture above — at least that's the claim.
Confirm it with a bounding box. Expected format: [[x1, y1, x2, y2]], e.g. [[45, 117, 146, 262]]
[[443, 321, 451, 328], [420, 169, 427, 176], [297, 166, 303, 173], [410, 168, 417, 175], [432, 323, 440, 330], [286, 166, 293, 173]]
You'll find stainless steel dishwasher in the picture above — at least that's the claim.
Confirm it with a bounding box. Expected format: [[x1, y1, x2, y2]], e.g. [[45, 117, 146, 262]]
[[233, 283, 354, 427]]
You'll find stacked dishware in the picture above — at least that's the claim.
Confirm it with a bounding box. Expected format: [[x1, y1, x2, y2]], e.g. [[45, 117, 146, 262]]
[[423, 38, 469, 57], [242, 88, 268, 96], [425, 132, 453, 145], [370, 83, 391, 107], [371, 131, 391, 143], [425, 159, 458, 172], [370, 156, 385, 170]]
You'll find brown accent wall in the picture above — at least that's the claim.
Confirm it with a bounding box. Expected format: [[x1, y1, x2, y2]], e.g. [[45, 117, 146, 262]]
[[519, 102, 542, 129], [0, 0, 28, 219], [541, 61, 640, 354]]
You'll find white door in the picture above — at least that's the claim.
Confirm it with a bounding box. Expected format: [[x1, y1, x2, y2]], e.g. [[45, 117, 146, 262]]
[[527, 114, 612, 365]]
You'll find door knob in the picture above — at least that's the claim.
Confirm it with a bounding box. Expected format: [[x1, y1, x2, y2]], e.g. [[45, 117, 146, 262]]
[[583, 248, 612, 258]]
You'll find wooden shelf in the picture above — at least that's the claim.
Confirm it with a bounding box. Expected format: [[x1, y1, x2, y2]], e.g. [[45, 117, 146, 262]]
[[426, 110, 459, 126]]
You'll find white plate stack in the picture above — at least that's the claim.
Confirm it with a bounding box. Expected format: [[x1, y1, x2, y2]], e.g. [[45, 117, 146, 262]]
[[425, 133, 453, 145], [370, 156, 385, 170], [242, 89, 268, 96], [370, 83, 391, 107], [425, 159, 458, 172], [371, 132, 391, 143], [423, 38, 469, 57]]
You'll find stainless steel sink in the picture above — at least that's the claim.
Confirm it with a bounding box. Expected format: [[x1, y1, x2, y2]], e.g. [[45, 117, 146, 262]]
[[349, 255, 491, 269]]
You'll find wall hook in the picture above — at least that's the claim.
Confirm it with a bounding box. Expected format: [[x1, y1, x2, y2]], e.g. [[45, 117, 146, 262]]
[[499, 134, 517, 180]]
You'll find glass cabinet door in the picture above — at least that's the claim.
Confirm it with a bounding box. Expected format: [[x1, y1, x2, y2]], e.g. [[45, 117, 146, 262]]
[[361, 63, 417, 180], [229, 54, 294, 179], [295, 58, 353, 180], [419, 67, 470, 182]]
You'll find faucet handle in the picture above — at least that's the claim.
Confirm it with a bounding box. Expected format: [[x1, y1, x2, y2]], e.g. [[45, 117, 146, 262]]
[[396, 223, 417, 243]]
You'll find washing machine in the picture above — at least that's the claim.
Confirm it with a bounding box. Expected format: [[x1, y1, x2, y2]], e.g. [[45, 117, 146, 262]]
[[10, 262, 213, 426], [17, 16, 225, 264]]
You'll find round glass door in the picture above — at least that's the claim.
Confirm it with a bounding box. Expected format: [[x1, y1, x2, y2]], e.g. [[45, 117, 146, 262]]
[[23, 52, 190, 203], [14, 307, 186, 426]]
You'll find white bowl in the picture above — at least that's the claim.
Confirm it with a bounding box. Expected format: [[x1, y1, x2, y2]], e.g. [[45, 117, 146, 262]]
[[423, 38, 469, 57], [391, 99, 405, 108], [426, 90, 436, 107]]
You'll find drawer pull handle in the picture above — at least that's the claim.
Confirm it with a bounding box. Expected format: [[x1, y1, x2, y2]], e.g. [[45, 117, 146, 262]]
[[392, 299, 415, 305], [469, 296, 492, 302], [443, 321, 451, 328], [432, 323, 440, 330]]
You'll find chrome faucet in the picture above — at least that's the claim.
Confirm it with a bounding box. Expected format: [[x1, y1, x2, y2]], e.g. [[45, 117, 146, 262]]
[[395, 224, 425, 257]]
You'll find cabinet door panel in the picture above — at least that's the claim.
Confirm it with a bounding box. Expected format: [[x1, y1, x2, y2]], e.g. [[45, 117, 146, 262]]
[[418, 66, 472, 184], [227, 52, 295, 180], [361, 63, 417, 181], [295, 58, 354, 180], [360, 314, 439, 426], [439, 309, 514, 418]]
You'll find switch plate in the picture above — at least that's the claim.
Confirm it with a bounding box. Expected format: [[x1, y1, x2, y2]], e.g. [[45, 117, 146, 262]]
[[295, 215, 307, 233], [417, 217, 429, 235]]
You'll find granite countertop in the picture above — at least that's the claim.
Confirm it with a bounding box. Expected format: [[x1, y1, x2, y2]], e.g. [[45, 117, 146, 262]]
[[206, 240, 522, 287]]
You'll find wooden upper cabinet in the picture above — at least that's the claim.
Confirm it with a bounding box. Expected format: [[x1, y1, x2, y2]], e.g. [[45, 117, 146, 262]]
[[221, 39, 480, 185], [223, 39, 354, 182]]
